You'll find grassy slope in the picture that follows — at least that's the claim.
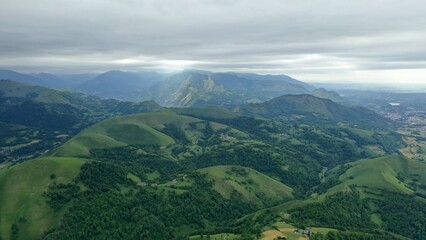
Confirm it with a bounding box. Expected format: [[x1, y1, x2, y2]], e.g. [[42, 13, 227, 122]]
[[199, 165, 293, 207], [329, 155, 426, 195], [0, 157, 86, 240], [51, 111, 229, 158], [51, 112, 181, 157]]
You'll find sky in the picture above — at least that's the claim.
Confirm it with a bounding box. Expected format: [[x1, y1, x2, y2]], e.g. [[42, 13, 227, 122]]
[[0, 0, 425, 85]]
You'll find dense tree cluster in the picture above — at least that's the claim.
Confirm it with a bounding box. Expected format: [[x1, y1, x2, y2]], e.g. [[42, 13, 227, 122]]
[[376, 194, 426, 240], [79, 162, 131, 192], [161, 123, 190, 144], [311, 230, 404, 240], [43, 161, 256, 239], [43, 183, 80, 210], [289, 191, 374, 229]]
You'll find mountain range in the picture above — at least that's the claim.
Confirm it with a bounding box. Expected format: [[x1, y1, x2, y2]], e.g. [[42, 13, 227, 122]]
[[0, 69, 343, 107]]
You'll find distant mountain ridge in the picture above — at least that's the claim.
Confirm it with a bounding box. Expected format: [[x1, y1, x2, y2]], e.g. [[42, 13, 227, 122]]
[[148, 70, 343, 107], [226, 72, 315, 91], [0, 69, 343, 107], [0, 69, 94, 89], [0, 69, 49, 86], [77, 70, 168, 101]]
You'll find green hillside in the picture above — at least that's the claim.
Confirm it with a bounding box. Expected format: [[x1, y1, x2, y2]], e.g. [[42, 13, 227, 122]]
[[199, 165, 294, 207], [0, 157, 86, 240], [52, 112, 181, 157], [0, 79, 73, 104], [0, 80, 161, 163], [238, 94, 393, 129], [329, 155, 426, 196], [282, 156, 426, 240], [0, 79, 162, 113], [51, 111, 232, 158], [127, 111, 206, 129]]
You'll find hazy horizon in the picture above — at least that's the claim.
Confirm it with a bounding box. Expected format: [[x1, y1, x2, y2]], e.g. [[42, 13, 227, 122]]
[[3, 67, 426, 91]]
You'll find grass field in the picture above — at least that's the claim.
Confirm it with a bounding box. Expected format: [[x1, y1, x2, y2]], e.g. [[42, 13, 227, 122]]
[[260, 222, 336, 240], [0, 157, 86, 240], [127, 172, 141, 183], [199, 165, 293, 207], [400, 136, 426, 161]]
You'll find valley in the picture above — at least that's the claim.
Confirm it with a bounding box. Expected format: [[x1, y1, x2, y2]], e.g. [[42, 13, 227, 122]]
[[0, 73, 424, 240]]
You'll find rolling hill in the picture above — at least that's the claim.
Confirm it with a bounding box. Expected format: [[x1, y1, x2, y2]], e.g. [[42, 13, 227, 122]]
[[51, 112, 180, 157], [0, 79, 161, 114], [0, 81, 423, 239], [51, 110, 234, 158], [0, 80, 161, 163], [238, 94, 393, 129], [0, 107, 422, 239], [329, 155, 426, 196]]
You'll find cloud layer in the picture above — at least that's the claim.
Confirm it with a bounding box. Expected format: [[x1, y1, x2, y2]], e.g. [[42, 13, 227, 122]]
[[1, 0, 425, 84]]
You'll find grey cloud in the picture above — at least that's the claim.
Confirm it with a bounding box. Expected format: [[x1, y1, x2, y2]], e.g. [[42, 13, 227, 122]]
[[0, 0, 425, 83]]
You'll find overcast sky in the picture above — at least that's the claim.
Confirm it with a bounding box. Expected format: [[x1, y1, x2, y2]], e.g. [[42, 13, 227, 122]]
[[0, 0, 425, 85]]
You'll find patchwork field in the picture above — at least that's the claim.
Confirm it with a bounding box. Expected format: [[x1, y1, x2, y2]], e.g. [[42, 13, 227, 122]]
[[260, 222, 335, 240], [400, 136, 426, 161]]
